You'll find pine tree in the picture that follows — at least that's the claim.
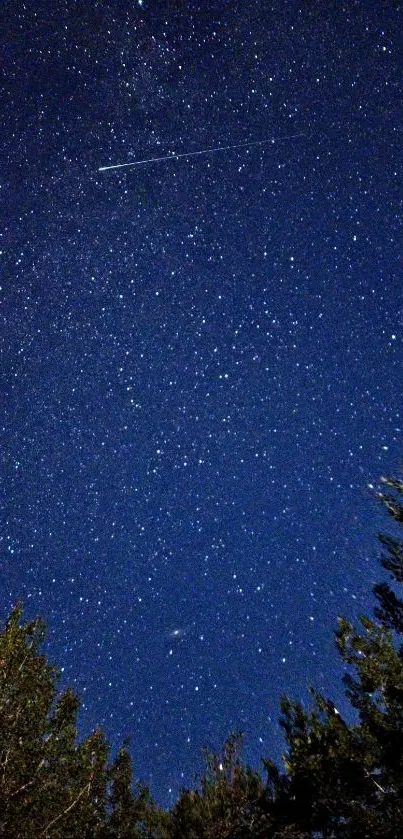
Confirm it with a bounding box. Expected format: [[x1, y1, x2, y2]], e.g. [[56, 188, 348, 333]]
[[2, 469, 403, 838], [373, 476, 403, 633], [261, 474, 403, 838], [168, 733, 266, 838], [0, 604, 108, 837], [108, 742, 139, 838], [107, 739, 167, 838], [0, 604, 168, 839]]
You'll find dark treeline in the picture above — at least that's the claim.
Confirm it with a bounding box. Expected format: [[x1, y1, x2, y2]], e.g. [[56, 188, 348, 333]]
[[1, 473, 402, 838]]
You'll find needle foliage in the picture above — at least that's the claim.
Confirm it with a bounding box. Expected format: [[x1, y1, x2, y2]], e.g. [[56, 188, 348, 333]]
[[1, 472, 402, 837]]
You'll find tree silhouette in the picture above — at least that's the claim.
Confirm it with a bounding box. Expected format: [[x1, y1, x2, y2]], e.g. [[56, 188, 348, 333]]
[[1, 469, 402, 837]]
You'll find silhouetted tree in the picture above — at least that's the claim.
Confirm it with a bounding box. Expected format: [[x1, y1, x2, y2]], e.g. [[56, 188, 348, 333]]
[[0, 605, 162, 838], [373, 476, 403, 633], [168, 733, 267, 838], [1, 469, 403, 838], [0, 604, 109, 837], [107, 739, 167, 838], [260, 473, 403, 838]]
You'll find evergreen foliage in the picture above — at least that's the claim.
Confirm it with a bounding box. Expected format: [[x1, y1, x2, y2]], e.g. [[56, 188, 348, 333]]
[[262, 474, 403, 838], [168, 734, 267, 838], [0, 606, 163, 838], [0, 471, 402, 836]]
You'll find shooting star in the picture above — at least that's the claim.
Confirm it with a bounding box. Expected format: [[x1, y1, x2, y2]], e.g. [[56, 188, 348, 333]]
[[98, 133, 305, 172]]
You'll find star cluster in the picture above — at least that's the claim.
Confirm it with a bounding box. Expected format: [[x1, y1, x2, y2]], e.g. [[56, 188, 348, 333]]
[[1, 0, 402, 803]]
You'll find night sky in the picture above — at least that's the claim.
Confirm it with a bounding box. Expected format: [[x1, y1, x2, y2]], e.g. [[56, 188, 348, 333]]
[[2, 0, 402, 805]]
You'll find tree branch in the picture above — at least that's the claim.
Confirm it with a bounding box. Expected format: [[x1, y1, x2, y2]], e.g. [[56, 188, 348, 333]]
[[365, 770, 386, 795], [9, 759, 46, 797], [40, 780, 91, 836]]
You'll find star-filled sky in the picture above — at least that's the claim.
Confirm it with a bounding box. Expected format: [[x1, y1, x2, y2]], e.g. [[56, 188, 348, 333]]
[[2, 0, 402, 805]]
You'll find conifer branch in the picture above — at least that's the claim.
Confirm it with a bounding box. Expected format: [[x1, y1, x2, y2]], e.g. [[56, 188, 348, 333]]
[[8, 758, 46, 797], [40, 780, 92, 836], [365, 770, 387, 795]]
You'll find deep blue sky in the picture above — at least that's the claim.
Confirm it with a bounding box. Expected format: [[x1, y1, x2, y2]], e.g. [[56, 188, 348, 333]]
[[2, 0, 402, 804]]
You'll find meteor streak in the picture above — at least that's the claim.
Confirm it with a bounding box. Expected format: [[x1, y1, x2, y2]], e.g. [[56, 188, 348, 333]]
[[98, 133, 305, 171]]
